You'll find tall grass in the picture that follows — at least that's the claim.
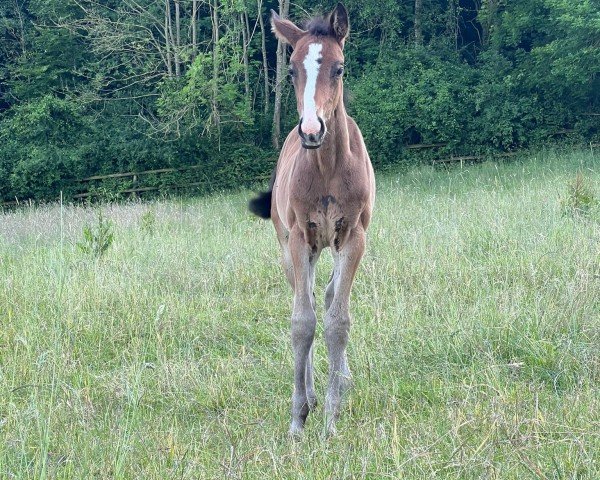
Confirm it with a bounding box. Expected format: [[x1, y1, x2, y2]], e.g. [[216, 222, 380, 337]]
[[1, 150, 599, 478]]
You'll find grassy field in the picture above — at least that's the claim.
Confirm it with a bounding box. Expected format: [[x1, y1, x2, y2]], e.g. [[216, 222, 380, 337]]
[[1, 149, 599, 479]]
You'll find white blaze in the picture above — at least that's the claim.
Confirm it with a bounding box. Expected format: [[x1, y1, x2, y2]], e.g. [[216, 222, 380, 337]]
[[302, 43, 322, 134]]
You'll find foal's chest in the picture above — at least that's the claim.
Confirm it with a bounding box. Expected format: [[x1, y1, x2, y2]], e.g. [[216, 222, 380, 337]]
[[288, 171, 365, 251]]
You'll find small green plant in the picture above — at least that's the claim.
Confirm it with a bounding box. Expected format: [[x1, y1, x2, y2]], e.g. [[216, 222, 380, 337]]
[[77, 210, 114, 257], [561, 173, 597, 217], [140, 209, 156, 235]]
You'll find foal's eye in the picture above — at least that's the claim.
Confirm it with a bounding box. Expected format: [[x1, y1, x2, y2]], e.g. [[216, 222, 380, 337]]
[[334, 66, 345, 77]]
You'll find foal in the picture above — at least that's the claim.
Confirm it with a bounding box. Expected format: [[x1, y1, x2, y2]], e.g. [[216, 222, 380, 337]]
[[249, 3, 375, 436]]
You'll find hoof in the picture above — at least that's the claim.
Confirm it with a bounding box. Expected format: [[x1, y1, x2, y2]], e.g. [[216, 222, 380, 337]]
[[290, 402, 309, 439], [340, 375, 353, 397], [323, 420, 337, 438], [323, 409, 339, 438], [289, 422, 304, 439]]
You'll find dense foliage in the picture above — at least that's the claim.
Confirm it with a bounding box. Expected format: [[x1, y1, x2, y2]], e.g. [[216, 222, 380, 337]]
[[0, 0, 598, 201]]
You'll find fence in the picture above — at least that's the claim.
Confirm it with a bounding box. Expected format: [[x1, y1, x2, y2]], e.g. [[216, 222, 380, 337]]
[[2, 141, 599, 207], [74, 145, 516, 200], [73, 164, 207, 199]]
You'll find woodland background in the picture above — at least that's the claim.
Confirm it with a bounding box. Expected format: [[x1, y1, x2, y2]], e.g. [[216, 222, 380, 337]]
[[0, 0, 598, 202]]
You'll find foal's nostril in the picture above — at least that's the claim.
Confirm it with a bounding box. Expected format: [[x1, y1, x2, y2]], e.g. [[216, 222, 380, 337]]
[[298, 117, 326, 147]]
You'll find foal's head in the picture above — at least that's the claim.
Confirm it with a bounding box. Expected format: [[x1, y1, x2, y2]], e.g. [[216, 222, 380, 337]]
[[271, 3, 349, 149]]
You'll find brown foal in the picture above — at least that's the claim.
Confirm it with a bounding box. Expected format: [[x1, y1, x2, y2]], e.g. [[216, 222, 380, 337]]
[[249, 3, 375, 436]]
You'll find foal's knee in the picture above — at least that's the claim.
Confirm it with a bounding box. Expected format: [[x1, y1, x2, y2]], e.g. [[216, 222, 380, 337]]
[[291, 310, 317, 350], [324, 307, 350, 351]]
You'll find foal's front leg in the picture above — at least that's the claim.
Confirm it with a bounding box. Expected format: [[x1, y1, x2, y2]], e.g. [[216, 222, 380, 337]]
[[288, 225, 318, 435], [324, 226, 365, 435]]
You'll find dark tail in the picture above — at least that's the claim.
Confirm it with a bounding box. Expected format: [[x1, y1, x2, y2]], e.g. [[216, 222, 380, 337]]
[[248, 168, 276, 219]]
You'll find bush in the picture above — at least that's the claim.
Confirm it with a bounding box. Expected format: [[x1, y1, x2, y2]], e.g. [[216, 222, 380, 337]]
[[0, 95, 90, 200], [560, 173, 597, 217], [77, 210, 115, 258], [350, 47, 476, 166]]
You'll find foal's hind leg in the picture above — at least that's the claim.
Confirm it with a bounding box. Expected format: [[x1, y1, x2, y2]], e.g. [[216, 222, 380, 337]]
[[325, 250, 340, 312], [288, 225, 319, 435], [325, 252, 351, 394], [305, 343, 317, 410], [324, 227, 365, 435]]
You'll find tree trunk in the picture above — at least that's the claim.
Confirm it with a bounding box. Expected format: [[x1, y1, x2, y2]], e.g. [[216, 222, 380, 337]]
[[414, 0, 423, 46], [272, 0, 290, 149], [14, 0, 27, 55], [446, 0, 458, 51], [241, 12, 250, 106], [164, 0, 173, 76], [191, 0, 198, 61], [173, 0, 181, 76], [258, 0, 269, 114], [211, 0, 220, 130], [481, 0, 498, 48]]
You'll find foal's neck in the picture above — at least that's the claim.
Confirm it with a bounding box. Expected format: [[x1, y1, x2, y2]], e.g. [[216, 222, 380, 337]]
[[308, 101, 350, 174]]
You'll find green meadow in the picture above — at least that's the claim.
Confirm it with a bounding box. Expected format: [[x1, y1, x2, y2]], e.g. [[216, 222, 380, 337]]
[[1, 150, 599, 479]]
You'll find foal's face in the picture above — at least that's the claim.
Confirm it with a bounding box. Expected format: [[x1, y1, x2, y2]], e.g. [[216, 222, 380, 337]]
[[271, 4, 349, 149], [288, 37, 345, 149]]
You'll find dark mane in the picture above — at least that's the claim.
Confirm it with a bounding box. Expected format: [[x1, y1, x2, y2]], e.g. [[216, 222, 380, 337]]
[[304, 16, 333, 37]]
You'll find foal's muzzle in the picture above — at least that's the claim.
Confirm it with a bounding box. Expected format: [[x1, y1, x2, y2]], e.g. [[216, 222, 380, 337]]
[[298, 117, 326, 149]]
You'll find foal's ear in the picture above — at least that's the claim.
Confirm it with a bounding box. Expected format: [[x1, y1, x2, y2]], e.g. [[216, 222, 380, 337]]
[[330, 3, 349, 47], [270, 10, 305, 49]]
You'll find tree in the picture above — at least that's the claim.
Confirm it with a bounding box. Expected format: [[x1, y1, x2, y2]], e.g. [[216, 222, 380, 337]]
[[271, 0, 289, 149], [414, 0, 423, 46], [0, 0, 598, 203]]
